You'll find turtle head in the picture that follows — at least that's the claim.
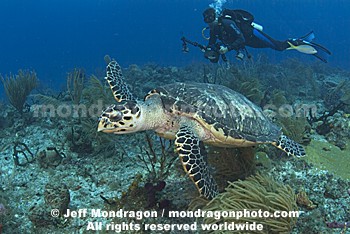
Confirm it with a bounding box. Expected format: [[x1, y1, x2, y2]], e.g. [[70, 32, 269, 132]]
[[98, 100, 142, 134]]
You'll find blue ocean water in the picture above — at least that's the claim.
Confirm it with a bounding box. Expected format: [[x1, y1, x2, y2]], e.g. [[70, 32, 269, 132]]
[[0, 0, 349, 93]]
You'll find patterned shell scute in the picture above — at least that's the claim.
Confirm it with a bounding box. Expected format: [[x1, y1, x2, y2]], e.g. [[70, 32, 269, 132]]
[[155, 82, 281, 143]]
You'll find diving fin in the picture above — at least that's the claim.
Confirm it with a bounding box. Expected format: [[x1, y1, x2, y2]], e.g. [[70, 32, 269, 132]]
[[302, 38, 331, 63], [299, 31, 315, 42], [312, 53, 327, 63], [295, 31, 331, 55], [307, 41, 331, 55], [289, 31, 331, 62]]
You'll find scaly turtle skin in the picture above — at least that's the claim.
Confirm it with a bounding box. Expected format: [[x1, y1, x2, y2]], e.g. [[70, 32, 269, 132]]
[[98, 60, 306, 199]]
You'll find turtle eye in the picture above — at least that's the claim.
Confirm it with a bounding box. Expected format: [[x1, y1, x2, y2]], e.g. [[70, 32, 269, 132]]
[[109, 112, 123, 122]]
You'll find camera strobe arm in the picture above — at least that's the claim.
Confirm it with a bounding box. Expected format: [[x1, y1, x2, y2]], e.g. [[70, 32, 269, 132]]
[[181, 37, 207, 52]]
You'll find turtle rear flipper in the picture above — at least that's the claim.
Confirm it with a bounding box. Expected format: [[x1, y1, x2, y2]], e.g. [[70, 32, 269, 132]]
[[106, 60, 135, 102], [175, 125, 219, 200], [273, 135, 306, 157]]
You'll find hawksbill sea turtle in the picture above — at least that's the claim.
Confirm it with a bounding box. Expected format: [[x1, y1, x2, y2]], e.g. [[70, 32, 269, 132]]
[[98, 59, 306, 200]]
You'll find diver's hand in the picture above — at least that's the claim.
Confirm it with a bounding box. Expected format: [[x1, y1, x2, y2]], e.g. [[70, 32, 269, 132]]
[[219, 46, 228, 54]]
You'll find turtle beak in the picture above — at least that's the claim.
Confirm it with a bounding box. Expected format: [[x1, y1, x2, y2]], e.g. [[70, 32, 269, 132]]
[[97, 105, 124, 133], [97, 102, 141, 134], [97, 117, 118, 133], [97, 117, 109, 132]]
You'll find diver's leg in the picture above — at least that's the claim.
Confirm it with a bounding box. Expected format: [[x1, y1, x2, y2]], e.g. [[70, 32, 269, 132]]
[[245, 29, 330, 62], [246, 29, 288, 51]]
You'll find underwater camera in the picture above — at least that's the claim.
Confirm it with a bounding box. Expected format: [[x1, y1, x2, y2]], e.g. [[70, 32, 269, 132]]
[[204, 47, 220, 63], [204, 43, 228, 63], [181, 37, 227, 63]]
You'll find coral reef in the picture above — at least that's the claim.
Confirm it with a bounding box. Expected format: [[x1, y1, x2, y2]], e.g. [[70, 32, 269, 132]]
[[270, 158, 350, 234], [304, 139, 350, 180], [1, 58, 350, 233], [12, 141, 36, 166], [37, 147, 65, 168], [82, 74, 113, 104], [296, 190, 317, 210], [323, 80, 350, 110], [28, 182, 70, 229], [279, 58, 320, 99], [135, 133, 178, 183], [202, 174, 298, 233], [144, 181, 169, 209], [102, 174, 170, 212], [66, 124, 94, 153], [276, 116, 311, 144], [0, 70, 38, 113], [269, 89, 288, 107], [224, 65, 264, 105], [44, 182, 70, 213], [319, 111, 350, 150], [208, 147, 256, 191], [66, 68, 85, 105]]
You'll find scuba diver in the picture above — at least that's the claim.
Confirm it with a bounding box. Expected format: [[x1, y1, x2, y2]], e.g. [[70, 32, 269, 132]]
[[184, 7, 331, 63]]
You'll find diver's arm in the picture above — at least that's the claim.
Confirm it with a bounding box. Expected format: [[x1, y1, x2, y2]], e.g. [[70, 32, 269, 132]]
[[208, 28, 217, 46]]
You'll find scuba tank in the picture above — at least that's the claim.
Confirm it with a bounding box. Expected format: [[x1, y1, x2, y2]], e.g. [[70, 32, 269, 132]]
[[222, 9, 263, 31], [251, 22, 263, 31]]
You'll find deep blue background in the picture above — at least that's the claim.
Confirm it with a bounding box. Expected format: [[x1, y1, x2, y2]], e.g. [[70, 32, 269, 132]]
[[0, 0, 349, 94]]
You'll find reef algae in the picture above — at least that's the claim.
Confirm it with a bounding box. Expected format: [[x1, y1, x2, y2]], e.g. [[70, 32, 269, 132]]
[[305, 139, 350, 180]]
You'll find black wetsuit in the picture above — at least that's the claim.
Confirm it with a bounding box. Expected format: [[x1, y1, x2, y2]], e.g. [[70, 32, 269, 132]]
[[244, 28, 290, 51], [204, 8, 330, 63], [208, 17, 246, 52], [209, 9, 290, 52]]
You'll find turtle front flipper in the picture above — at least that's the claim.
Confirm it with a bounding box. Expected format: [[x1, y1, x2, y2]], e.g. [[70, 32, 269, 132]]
[[175, 125, 219, 200], [273, 135, 306, 157], [106, 60, 135, 102]]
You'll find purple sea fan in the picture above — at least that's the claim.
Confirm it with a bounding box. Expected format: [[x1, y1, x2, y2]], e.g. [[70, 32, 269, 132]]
[[326, 221, 350, 228]]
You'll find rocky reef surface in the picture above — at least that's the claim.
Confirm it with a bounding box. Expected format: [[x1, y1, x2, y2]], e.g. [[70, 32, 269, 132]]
[[0, 58, 349, 233]]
